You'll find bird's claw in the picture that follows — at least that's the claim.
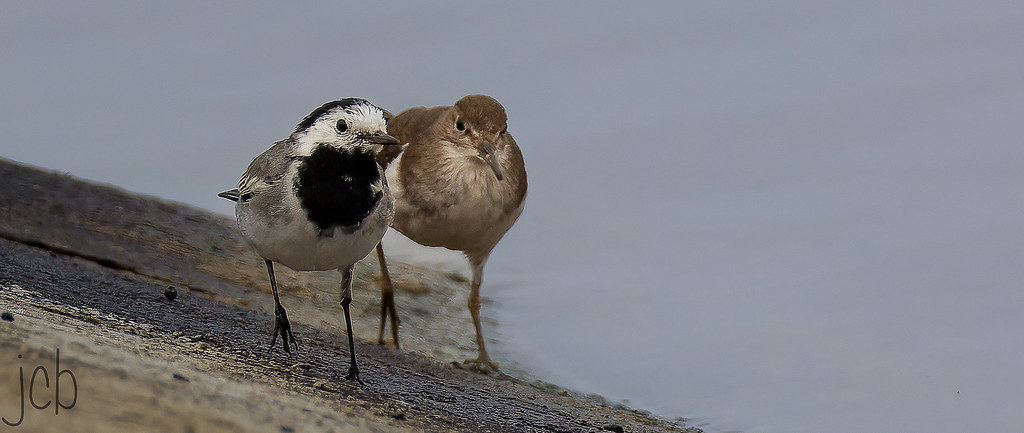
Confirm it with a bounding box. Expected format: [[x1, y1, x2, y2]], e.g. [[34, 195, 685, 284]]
[[269, 304, 298, 354], [377, 289, 400, 348], [345, 364, 362, 383], [458, 357, 499, 374]]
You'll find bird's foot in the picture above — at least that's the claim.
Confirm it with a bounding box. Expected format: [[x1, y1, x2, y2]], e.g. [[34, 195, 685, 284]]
[[269, 304, 298, 354], [345, 364, 362, 383], [458, 356, 500, 374], [377, 289, 400, 348]]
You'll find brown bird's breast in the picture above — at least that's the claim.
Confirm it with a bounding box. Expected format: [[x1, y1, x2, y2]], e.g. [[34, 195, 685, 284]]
[[389, 141, 526, 254]]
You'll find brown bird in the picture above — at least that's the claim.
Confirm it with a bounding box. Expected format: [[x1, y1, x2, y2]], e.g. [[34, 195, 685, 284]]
[[375, 94, 527, 372]]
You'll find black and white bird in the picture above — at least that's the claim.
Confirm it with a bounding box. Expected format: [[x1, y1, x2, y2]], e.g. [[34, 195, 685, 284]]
[[375, 94, 527, 372], [219, 97, 397, 381]]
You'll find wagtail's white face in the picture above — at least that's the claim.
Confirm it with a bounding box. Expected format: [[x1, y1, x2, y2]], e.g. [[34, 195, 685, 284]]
[[293, 98, 396, 155]]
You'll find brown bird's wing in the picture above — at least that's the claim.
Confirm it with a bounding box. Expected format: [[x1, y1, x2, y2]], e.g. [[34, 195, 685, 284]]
[[377, 106, 450, 168], [501, 132, 529, 211]]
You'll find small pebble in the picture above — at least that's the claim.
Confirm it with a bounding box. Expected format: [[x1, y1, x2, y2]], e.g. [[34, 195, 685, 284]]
[[172, 373, 190, 382], [1, 312, 13, 322], [603, 424, 625, 433], [164, 286, 177, 301]]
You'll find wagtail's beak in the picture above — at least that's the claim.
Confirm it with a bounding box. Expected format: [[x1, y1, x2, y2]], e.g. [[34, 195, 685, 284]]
[[364, 132, 400, 146], [479, 142, 504, 181]]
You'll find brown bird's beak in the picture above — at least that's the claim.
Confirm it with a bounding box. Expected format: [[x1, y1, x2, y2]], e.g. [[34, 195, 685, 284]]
[[363, 132, 400, 146], [478, 142, 504, 181]]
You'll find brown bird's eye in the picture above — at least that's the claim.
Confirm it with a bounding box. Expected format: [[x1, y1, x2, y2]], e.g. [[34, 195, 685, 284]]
[[336, 119, 348, 133], [455, 118, 465, 132]]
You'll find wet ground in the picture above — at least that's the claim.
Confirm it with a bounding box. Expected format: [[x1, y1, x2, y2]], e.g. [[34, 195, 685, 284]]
[[0, 158, 700, 433]]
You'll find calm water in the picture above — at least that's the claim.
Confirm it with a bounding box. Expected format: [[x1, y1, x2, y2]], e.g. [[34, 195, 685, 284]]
[[4, 3, 1024, 432]]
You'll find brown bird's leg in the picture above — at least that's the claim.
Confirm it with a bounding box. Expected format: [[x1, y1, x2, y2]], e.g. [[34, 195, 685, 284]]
[[464, 254, 499, 372], [339, 265, 361, 382], [266, 260, 297, 353], [375, 242, 400, 348]]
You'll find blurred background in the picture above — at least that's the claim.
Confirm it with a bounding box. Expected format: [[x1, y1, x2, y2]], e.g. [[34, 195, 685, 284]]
[[3, 2, 1023, 432]]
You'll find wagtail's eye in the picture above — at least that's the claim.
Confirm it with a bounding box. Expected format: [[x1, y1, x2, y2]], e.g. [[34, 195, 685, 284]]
[[336, 119, 348, 133], [455, 118, 466, 132]]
